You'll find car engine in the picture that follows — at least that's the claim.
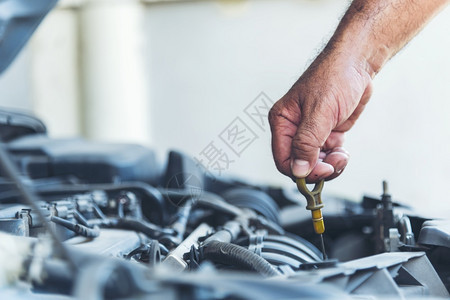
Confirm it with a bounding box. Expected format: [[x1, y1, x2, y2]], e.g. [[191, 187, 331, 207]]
[[0, 108, 449, 299]]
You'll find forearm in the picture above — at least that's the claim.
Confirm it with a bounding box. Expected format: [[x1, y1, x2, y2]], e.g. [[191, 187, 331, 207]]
[[270, 0, 449, 180], [324, 0, 449, 77]]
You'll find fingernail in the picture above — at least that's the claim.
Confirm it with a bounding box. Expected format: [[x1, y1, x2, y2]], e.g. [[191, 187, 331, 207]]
[[291, 159, 310, 177], [335, 161, 346, 173], [334, 147, 350, 156], [334, 154, 349, 173]]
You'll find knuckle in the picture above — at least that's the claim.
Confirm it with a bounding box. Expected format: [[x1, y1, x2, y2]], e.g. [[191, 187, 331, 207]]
[[268, 101, 283, 125], [268, 106, 277, 125]]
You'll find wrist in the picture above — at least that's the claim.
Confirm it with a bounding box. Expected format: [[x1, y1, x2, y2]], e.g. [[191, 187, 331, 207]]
[[325, 11, 394, 79], [317, 39, 375, 88]]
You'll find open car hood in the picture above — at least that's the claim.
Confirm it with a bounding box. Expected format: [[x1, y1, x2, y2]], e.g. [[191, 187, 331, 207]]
[[0, 0, 57, 74]]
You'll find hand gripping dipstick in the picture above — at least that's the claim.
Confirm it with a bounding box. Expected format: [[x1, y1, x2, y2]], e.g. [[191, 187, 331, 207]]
[[296, 178, 327, 260]]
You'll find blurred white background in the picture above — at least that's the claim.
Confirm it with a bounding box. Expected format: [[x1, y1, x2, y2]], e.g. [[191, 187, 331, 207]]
[[0, 0, 449, 217]]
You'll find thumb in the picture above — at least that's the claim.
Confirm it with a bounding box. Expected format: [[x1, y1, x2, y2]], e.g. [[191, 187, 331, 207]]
[[290, 116, 333, 178]]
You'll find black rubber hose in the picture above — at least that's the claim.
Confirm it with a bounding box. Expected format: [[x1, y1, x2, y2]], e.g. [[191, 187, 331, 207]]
[[51, 216, 100, 238], [201, 241, 280, 277]]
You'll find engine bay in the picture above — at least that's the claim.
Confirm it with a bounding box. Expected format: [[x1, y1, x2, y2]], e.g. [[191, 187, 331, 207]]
[[0, 108, 448, 299]]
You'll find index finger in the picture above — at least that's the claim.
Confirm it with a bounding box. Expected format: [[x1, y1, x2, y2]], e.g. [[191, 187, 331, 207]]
[[269, 110, 298, 177]]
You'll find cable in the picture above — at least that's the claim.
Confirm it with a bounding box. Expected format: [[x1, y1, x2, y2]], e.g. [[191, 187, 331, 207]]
[[51, 216, 100, 238], [73, 210, 90, 227], [170, 200, 193, 244]]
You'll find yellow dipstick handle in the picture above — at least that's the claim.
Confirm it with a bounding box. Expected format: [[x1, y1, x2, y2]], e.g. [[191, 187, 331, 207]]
[[311, 209, 325, 234], [296, 178, 325, 235]]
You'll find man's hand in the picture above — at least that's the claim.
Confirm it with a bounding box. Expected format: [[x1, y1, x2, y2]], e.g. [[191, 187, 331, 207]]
[[269, 0, 449, 182], [269, 51, 372, 182]]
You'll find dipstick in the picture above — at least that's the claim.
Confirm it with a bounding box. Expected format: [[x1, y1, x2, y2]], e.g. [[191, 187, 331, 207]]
[[296, 178, 327, 260]]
